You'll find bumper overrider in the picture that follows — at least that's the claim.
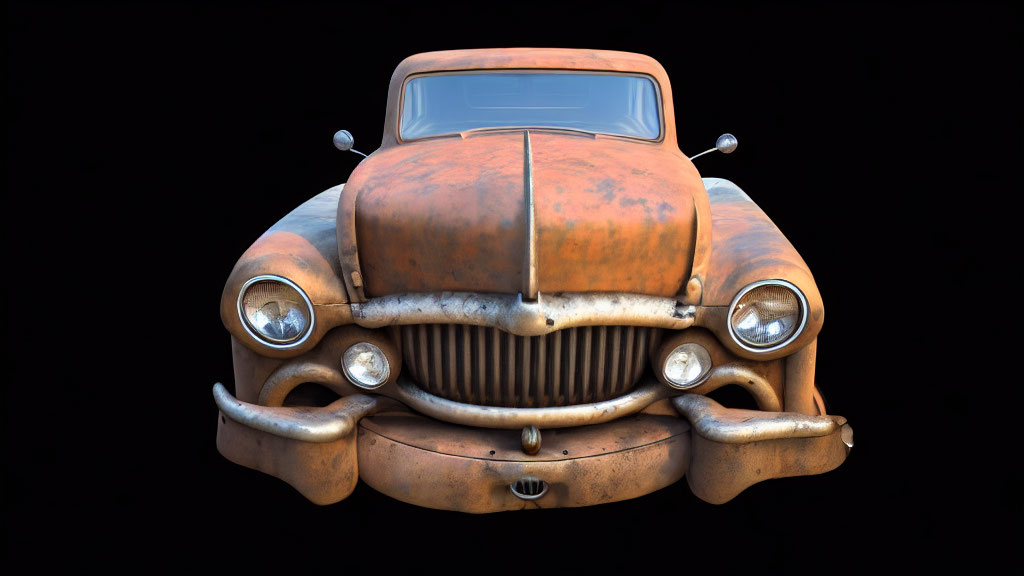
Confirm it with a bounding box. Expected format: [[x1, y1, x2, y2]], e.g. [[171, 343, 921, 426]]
[[213, 368, 852, 511]]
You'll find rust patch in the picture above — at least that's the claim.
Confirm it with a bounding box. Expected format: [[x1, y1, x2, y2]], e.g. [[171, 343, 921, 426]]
[[696, 179, 824, 357], [346, 132, 703, 297], [221, 188, 353, 357], [347, 132, 527, 296], [532, 133, 701, 296], [355, 412, 690, 512]]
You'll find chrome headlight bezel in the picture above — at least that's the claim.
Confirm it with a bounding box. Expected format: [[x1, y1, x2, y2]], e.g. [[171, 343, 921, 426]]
[[237, 274, 315, 349], [727, 279, 808, 353]]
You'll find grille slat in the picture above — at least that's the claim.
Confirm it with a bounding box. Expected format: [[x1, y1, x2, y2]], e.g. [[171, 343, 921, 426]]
[[476, 326, 487, 404], [551, 331, 562, 405], [491, 327, 502, 407], [521, 332, 532, 407], [431, 324, 443, 396], [635, 328, 649, 394], [402, 326, 413, 381], [609, 327, 621, 396], [417, 325, 430, 392], [446, 325, 458, 401], [566, 328, 577, 403], [581, 328, 592, 403], [595, 327, 607, 401], [536, 334, 546, 407], [402, 324, 660, 408], [621, 326, 634, 393], [506, 332, 516, 406], [461, 325, 473, 403]]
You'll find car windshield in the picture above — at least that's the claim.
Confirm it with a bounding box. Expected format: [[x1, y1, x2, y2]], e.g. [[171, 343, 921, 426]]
[[400, 72, 661, 141]]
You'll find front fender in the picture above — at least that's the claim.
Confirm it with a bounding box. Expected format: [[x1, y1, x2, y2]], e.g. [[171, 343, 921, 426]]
[[219, 185, 353, 358], [695, 178, 824, 361]]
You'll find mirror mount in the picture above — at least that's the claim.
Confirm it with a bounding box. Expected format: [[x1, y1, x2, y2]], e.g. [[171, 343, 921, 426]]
[[688, 133, 738, 161], [333, 130, 368, 158]]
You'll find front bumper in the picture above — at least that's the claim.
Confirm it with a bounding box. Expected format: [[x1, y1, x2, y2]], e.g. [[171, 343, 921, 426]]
[[213, 381, 852, 510]]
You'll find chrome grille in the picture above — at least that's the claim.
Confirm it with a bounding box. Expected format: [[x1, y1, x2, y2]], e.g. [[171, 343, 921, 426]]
[[400, 324, 661, 408]]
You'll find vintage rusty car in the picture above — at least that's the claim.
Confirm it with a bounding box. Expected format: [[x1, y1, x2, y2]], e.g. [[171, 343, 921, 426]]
[[213, 48, 853, 511]]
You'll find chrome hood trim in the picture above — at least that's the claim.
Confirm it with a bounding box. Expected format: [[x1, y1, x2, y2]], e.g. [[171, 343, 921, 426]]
[[350, 291, 695, 337]]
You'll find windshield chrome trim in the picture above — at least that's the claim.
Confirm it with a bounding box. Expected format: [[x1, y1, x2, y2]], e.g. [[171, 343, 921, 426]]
[[396, 69, 665, 144]]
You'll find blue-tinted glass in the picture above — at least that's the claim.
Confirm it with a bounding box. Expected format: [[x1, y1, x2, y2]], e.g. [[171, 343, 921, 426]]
[[401, 73, 660, 140]]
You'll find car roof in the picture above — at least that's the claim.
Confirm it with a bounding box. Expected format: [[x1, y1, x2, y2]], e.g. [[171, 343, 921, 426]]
[[394, 48, 669, 77]]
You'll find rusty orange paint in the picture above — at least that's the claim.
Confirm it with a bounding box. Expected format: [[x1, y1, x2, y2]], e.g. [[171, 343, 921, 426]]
[[348, 132, 527, 295], [784, 338, 819, 415], [348, 130, 704, 297], [217, 410, 360, 506], [697, 179, 824, 358], [356, 411, 691, 512], [687, 424, 850, 505], [702, 180, 821, 308], [221, 187, 354, 357], [333, 48, 712, 301], [531, 132, 701, 295]]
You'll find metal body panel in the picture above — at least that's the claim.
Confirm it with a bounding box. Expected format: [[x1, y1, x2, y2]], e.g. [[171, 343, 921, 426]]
[[530, 132, 699, 296], [349, 132, 527, 296], [701, 178, 823, 315], [687, 431, 850, 504], [697, 178, 824, 359], [356, 412, 690, 512], [345, 132, 700, 298], [216, 410, 360, 506], [221, 187, 353, 357]]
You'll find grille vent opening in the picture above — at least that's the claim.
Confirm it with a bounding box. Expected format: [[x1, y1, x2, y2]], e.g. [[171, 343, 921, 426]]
[[402, 324, 661, 408], [510, 476, 548, 500], [283, 383, 340, 407]]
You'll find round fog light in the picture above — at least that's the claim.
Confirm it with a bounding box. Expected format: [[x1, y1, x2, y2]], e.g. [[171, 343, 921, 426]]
[[663, 343, 712, 389], [342, 342, 390, 389]]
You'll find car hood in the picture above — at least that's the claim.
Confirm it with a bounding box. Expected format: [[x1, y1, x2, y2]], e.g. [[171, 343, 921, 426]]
[[342, 131, 704, 298]]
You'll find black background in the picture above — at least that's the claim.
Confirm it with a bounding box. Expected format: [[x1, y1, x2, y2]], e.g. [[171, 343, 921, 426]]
[[6, 2, 1017, 571]]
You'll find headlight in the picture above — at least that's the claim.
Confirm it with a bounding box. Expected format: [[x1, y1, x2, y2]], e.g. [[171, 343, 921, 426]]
[[238, 275, 314, 347], [342, 342, 391, 389], [728, 280, 807, 351], [662, 343, 712, 389]]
